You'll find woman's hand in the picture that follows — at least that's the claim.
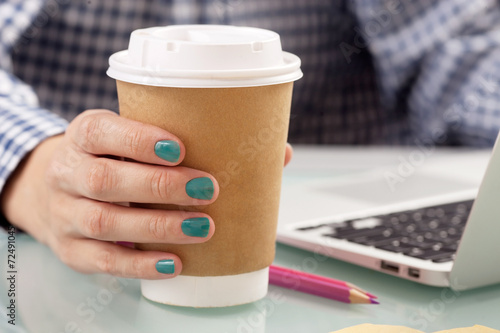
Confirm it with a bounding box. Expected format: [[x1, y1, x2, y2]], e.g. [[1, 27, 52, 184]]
[[1, 109, 221, 279]]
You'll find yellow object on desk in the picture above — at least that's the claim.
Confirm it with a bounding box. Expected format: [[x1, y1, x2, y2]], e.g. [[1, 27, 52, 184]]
[[332, 324, 499, 332], [435, 327, 500, 333]]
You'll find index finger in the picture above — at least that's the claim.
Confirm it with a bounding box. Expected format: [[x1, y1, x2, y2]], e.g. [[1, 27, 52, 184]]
[[68, 109, 185, 165]]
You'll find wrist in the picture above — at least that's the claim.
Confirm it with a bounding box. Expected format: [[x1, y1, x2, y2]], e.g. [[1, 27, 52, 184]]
[[0, 135, 63, 237]]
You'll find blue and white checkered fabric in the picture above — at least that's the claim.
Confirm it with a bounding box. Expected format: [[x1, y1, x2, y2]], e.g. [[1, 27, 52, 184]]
[[2, 0, 500, 192], [0, 0, 68, 191]]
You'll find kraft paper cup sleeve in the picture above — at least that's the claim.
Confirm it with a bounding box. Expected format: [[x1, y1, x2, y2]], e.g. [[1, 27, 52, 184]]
[[117, 81, 293, 277]]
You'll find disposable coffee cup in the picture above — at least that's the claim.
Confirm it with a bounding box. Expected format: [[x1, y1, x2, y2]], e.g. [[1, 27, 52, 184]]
[[107, 25, 302, 307]]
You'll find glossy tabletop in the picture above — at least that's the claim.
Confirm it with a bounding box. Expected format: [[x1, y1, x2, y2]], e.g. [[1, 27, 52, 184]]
[[1, 147, 499, 333]]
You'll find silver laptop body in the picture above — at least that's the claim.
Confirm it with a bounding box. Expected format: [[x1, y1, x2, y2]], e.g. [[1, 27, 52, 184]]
[[277, 136, 500, 290]]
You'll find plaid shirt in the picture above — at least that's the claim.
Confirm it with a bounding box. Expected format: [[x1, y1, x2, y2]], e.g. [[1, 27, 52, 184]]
[[1, 0, 500, 192]]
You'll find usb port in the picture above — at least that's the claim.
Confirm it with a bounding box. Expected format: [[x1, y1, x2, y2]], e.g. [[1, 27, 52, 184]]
[[380, 261, 399, 273], [408, 268, 420, 278]]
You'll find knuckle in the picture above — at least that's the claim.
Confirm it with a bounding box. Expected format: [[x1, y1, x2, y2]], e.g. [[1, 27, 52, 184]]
[[81, 204, 111, 238], [148, 215, 169, 241], [45, 159, 62, 187], [55, 241, 84, 273], [76, 112, 103, 152], [122, 127, 145, 156], [84, 159, 114, 197], [48, 203, 71, 236], [129, 256, 145, 278], [149, 169, 172, 201], [96, 249, 117, 274], [56, 242, 71, 265]]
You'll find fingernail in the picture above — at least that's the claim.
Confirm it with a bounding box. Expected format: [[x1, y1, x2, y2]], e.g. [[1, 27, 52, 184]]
[[156, 259, 175, 274], [186, 177, 214, 200], [154, 140, 180, 163], [182, 217, 210, 238]]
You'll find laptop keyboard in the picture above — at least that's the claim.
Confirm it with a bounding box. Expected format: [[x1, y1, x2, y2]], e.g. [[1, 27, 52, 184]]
[[297, 200, 474, 263]]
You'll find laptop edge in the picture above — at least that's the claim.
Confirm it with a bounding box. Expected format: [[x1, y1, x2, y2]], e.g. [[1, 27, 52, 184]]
[[451, 133, 500, 290]]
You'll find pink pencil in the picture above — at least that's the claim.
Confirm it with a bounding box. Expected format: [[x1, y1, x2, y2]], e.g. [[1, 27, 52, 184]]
[[269, 265, 378, 304], [270, 265, 377, 298]]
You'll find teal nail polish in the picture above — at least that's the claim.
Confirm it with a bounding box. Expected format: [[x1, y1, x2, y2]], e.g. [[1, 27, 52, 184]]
[[156, 259, 175, 274], [154, 140, 180, 163], [186, 177, 214, 200], [182, 217, 210, 238]]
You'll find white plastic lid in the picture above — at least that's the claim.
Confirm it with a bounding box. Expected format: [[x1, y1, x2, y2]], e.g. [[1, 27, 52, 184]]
[[141, 267, 269, 307], [107, 25, 302, 88]]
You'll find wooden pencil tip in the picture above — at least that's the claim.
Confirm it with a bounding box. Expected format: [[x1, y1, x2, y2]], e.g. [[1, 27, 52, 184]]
[[370, 299, 380, 305], [366, 292, 377, 299]]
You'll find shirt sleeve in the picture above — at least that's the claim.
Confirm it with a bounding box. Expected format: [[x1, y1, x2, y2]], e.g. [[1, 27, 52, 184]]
[[349, 0, 500, 146], [0, 0, 68, 192]]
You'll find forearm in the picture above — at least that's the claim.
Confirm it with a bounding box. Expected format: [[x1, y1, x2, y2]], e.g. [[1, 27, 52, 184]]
[[0, 96, 68, 235]]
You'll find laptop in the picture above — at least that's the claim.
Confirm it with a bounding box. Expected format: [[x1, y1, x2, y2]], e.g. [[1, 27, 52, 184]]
[[276, 137, 500, 290]]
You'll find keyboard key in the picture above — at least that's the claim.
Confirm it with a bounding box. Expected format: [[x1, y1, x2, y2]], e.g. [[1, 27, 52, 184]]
[[423, 231, 434, 240], [442, 243, 459, 252], [431, 242, 444, 251], [407, 247, 426, 257], [398, 213, 409, 222], [426, 208, 437, 218], [353, 235, 401, 247], [450, 216, 464, 225], [456, 203, 469, 214], [435, 208, 446, 218], [432, 256, 455, 263], [375, 243, 413, 253], [297, 225, 324, 231], [427, 219, 440, 229], [334, 226, 386, 239], [407, 248, 455, 260], [412, 211, 423, 221], [400, 238, 435, 249], [352, 218, 383, 229], [405, 224, 417, 233]]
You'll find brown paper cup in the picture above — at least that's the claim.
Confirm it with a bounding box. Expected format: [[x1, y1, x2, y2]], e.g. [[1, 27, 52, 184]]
[[108, 25, 302, 307]]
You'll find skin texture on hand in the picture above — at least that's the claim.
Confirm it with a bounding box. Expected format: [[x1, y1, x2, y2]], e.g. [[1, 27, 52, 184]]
[[0, 109, 293, 280]]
